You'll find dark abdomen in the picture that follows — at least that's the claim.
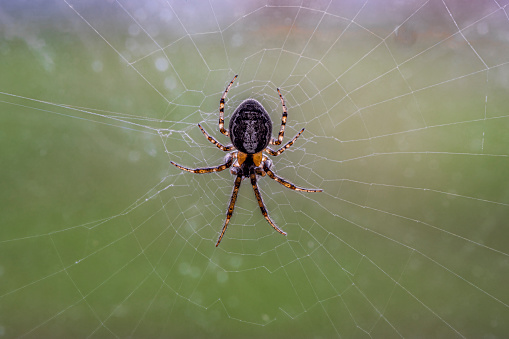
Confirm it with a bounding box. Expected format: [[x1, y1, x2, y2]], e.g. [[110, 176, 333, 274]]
[[229, 99, 272, 154]]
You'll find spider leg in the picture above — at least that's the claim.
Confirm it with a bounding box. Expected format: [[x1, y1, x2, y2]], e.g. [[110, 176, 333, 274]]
[[198, 123, 234, 151], [265, 128, 305, 156], [216, 174, 242, 246], [263, 161, 322, 193], [171, 153, 233, 174], [250, 172, 287, 237], [270, 88, 288, 145], [219, 75, 238, 137]]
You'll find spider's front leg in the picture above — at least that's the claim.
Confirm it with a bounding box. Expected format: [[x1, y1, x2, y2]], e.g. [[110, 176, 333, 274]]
[[171, 152, 233, 174], [262, 158, 323, 193], [216, 173, 242, 246], [250, 171, 287, 237]]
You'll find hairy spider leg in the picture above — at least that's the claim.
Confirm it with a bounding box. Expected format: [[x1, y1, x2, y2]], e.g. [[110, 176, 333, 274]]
[[198, 123, 234, 151], [219, 74, 238, 137], [250, 172, 287, 236], [270, 88, 288, 145], [265, 128, 305, 156], [216, 174, 242, 246], [170, 155, 233, 174], [263, 161, 323, 193]]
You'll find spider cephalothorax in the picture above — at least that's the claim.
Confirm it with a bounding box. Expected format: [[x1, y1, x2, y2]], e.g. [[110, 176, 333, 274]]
[[171, 75, 322, 246]]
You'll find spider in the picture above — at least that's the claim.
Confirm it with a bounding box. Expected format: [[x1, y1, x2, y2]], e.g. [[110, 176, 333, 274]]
[[171, 75, 323, 246]]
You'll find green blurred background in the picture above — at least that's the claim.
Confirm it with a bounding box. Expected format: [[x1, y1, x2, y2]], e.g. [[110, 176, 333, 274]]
[[1, 0, 508, 338]]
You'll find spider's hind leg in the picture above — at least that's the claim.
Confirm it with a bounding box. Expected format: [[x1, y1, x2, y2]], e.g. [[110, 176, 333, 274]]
[[270, 88, 288, 145], [198, 123, 234, 151], [218, 75, 238, 137], [266, 128, 305, 156]]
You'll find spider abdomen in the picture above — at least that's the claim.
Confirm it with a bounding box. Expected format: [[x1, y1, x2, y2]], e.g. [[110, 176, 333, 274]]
[[229, 99, 272, 154]]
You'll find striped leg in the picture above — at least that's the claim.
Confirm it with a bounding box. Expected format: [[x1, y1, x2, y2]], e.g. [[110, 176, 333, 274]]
[[198, 124, 234, 151], [265, 128, 305, 156], [219, 75, 238, 137], [270, 88, 288, 145], [263, 161, 322, 193], [216, 174, 242, 246], [250, 172, 287, 236], [171, 153, 233, 174]]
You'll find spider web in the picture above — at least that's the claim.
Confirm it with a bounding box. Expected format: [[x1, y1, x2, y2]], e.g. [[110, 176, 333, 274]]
[[1, 0, 508, 337]]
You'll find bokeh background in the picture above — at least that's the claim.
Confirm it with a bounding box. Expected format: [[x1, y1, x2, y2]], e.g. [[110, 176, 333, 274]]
[[1, 0, 508, 338]]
